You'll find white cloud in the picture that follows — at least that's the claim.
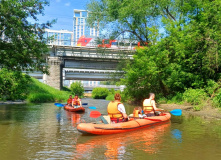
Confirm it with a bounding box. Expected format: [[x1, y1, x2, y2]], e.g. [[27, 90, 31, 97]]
[[65, 2, 70, 6]]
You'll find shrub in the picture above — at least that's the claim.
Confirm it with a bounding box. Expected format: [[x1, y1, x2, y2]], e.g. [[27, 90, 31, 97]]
[[92, 87, 109, 99], [106, 94, 115, 101], [212, 89, 221, 108], [205, 79, 219, 97], [0, 69, 31, 100], [70, 81, 84, 97], [183, 88, 207, 105]]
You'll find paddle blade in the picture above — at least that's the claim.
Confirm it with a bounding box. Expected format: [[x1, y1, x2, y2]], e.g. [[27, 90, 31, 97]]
[[170, 109, 182, 116], [82, 103, 88, 105], [54, 103, 65, 107], [90, 111, 101, 118], [88, 106, 96, 110]]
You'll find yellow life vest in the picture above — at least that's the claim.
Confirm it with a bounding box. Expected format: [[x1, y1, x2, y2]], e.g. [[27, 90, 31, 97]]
[[73, 98, 80, 106], [143, 99, 154, 113], [107, 101, 123, 119], [133, 109, 139, 117]]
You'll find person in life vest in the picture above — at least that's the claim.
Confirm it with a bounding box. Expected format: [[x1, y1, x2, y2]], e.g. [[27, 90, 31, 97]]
[[143, 93, 162, 116], [72, 95, 82, 108], [107, 93, 128, 123], [67, 95, 72, 106], [133, 107, 143, 117]]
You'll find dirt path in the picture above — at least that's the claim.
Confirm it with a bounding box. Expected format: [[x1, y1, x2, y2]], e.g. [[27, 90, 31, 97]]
[[158, 103, 221, 119]]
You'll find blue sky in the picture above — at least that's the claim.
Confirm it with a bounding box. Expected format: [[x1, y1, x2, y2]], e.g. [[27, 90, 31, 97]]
[[34, 0, 90, 31]]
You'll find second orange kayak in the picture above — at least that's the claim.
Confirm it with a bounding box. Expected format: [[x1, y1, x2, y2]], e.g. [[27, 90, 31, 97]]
[[64, 105, 85, 112]]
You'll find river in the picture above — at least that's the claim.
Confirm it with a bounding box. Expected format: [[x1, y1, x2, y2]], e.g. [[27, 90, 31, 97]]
[[1, 98, 221, 160]]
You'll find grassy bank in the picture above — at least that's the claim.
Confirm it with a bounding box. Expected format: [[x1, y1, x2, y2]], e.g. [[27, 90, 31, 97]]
[[26, 78, 71, 103]]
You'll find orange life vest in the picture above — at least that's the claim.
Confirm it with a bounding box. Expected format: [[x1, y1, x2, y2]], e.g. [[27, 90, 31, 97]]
[[143, 99, 154, 113], [107, 101, 123, 119], [73, 98, 80, 106], [133, 109, 139, 117], [67, 98, 72, 104]]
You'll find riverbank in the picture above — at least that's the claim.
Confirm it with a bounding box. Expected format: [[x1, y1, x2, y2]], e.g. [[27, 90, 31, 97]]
[[159, 103, 221, 119], [0, 100, 27, 105]]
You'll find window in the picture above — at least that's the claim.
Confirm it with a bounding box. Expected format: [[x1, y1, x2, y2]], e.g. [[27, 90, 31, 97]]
[[104, 40, 110, 44], [119, 42, 124, 46], [82, 11, 87, 17], [132, 43, 138, 47], [75, 12, 80, 17], [111, 42, 117, 45]]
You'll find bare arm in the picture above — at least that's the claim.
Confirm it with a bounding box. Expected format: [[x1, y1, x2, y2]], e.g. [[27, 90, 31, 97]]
[[151, 100, 157, 110], [80, 99, 82, 107], [122, 113, 128, 119]]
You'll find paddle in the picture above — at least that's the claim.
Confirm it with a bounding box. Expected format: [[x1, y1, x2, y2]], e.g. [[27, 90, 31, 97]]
[[82, 103, 88, 105], [88, 106, 97, 110], [90, 109, 182, 119], [169, 109, 182, 116], [142, 109, 182, 116], [89, 111, 109, 124], [90, 111, 102, 118], [54, 103, 65, 107], [90, 111, 163, 122]]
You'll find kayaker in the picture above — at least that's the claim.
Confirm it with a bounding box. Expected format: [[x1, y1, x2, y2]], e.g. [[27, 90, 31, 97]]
[[143, 93, 162, 116], [133, 107, 143, 117], [107, 93, 128, 123], [72, 95, 82, 108], [67, 95, 72, 106]]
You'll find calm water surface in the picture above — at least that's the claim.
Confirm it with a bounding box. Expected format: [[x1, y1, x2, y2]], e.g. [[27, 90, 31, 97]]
[[1, 98, 221, 160]]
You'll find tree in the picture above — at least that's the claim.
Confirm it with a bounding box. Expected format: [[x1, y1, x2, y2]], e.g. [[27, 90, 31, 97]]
[[70, 82, 84, 97], [0, 68, 31, 100], [122, 0, 221, 102], [0, 0, 55, 74], [86, 0, 182, 44]]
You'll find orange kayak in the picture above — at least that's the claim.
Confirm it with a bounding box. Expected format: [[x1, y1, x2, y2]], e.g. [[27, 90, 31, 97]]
[[77, 113, 171, 135], [64, 105, 85, 112]]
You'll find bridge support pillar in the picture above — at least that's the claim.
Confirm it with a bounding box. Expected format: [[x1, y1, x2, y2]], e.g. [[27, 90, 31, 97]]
[[44, 57, 63, 90]]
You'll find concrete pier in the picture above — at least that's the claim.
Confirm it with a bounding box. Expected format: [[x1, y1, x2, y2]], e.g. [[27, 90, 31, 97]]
[[44, 57, 63, 90]]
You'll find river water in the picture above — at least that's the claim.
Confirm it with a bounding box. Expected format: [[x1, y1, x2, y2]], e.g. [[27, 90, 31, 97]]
[[1, 98, 221, 160]]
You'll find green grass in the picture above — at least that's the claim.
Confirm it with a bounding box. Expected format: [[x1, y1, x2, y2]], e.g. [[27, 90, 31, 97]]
[[26, 78, 71, 103]]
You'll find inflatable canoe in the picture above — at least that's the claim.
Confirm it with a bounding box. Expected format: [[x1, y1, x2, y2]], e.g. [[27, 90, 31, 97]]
[[77, 112, 171, 135], [64, 105, 85, 112]]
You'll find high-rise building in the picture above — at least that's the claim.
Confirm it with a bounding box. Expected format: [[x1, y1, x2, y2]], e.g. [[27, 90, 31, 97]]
[[73, 9, 100, 45]]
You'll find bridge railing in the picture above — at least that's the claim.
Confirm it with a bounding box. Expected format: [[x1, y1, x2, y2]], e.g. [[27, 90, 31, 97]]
[[51, 45, 135, 59], [83, 84, 126, 91], [47, 39, 138, 51]]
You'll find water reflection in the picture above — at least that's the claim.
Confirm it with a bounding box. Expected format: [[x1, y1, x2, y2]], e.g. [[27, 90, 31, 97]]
[[65, 111, 83, 127], [74, 122, 171, 159], [171, 129, 182, 143]]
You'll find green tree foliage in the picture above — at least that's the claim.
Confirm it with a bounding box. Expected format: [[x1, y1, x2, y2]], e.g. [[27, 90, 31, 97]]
[[0, 69, 31, 100], [92, 87, 109, 99], [87, 0, 180, 43], [183, 88, 207, 105], [88, 0, 221, 103], [0, 0, 55, 74], [70, 82, 84, 97]]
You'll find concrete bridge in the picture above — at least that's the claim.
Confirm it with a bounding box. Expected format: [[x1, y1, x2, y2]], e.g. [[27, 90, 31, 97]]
[[28, 45, 135, 90]]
